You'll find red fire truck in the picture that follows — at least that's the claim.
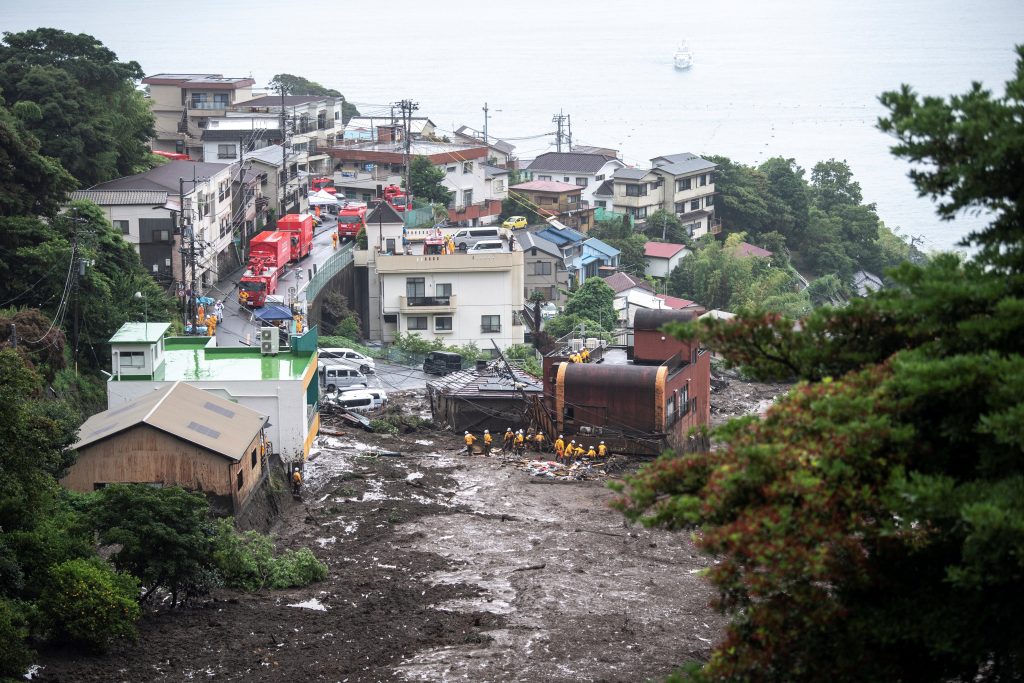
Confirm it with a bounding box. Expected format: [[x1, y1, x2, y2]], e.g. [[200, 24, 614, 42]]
[[276, 213, 315, 262], [383, 184, 411, 212], [238, 231, 290, 307], [337, 202, 367, 240]]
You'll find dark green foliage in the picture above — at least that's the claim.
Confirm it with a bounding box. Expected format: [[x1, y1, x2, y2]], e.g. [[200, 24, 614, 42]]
[[210, 519, 327, 592], [38, 558, 140, 652], [86, 485, 216, 607], [542, 313, 612, 341], [0, 104, 74, 217], [408, 155, 452, 205], [0, 599, 32, 678], [614, 48, 1024, 682], [562, 276, 616, 329], [320, 290, 361, 340], [269, 73, 359, 122], [0, 28, 155, 186], [356, 226, 367, 249], [644, 208, 689, 244]]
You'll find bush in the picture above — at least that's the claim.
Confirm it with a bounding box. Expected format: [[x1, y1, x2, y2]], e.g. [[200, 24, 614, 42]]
[[0, 598, 33, 679], [38, 559, 140, 652], [318, 336, 379, 358], [210, 519, 327, 591], [392, 332, 444, 356]]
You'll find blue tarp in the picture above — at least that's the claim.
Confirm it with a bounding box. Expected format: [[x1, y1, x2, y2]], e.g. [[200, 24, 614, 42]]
[[254, 304, 294, 321]]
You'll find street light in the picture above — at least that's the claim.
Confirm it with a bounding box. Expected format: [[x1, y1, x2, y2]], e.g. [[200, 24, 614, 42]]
[[134, 291, 147, 334]]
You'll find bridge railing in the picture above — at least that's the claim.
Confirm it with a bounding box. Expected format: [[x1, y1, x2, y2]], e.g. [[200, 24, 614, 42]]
[[305, 242, 354, 303]]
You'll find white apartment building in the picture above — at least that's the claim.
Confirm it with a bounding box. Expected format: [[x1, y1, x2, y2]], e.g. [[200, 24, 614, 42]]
[[230, 95, 346, 177], [201, 116, 281, 164], [356, 204, 525, 352]]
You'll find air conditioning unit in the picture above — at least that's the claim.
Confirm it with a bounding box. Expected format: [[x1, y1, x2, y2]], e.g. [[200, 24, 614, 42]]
[[569, 339, 584, 352], [585, 337, 600, 350], [260, 327, 280, 355]]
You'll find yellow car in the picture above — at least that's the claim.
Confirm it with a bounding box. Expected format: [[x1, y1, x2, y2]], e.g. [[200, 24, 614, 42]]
[[502, 215, 528, 229]]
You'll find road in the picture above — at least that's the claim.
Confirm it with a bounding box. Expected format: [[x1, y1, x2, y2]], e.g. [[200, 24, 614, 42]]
[[208, 212, 348, 348]]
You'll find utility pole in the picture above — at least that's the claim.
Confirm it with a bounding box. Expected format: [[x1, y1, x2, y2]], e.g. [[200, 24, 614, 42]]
[[278, 83, 288, 217], [482, 102, 489, 146], [393, 99, 419, 193], [552, 111, 566, 153], [178, 177, 188, 323], [566, 114, 572, 152]]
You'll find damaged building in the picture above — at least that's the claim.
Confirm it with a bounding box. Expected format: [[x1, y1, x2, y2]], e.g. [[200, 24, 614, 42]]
[[426, 361, 543, 433]]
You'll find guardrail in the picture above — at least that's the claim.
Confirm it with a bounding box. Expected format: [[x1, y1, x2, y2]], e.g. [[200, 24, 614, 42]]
[[305, 242, 354, 303]]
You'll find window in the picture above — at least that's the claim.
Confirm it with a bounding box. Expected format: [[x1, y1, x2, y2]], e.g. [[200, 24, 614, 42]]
[[114, 220, 129, 235], [217, 144, 237, 160], [677, 177, 692, 192], [681, 384, 690, 415], [596, 174, 605, 181], [446, 166, 456, 174], [407, 316, 427, 330], [153, 229, 170, 242], [595, 200, 606, 208], [705, 195, 714, 207], [481, 315, 501, 333], [538, 175, 552, 181], [493, 179, 505, 191], [236, 470, 243, 491], [251, 448, 257, 469], [563, 177, 570, 182], [435, 316, 453, 331], [406, 277, 425, 298], [628, 206, 648, 219], [699, 174, 708, 187], [691, 397, 698, 413], [567, 194, 578, 204], [462, 189, 473, 206], [462, 161, 473, 174], [625, 184, 647, 197], [690, 199, 701, 211], [118, 351, 145, 368], [575, 177, 588, 186], [532, 261, 552, 276], [436, 283, 452, 297]]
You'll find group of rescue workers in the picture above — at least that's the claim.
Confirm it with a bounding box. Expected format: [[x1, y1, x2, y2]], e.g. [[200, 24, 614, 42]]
[[463, 428, 610, 461], [567, 347, 591, 363]]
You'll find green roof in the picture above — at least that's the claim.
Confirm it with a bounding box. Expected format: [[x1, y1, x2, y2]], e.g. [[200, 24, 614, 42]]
[[145, 337, 315, 382], [109, 322, 171, 344]]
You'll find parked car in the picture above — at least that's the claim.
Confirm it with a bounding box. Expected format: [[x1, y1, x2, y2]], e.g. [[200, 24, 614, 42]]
[[452, 227, 501, 251], [318, 362, 368, 392], [540, 302, 558, 320], [339, 387, 387, 410], [423, 351, 463, 375], [467, 239, 505, 253], [318, 347, 376, 374], [502, 216, 528, 229]]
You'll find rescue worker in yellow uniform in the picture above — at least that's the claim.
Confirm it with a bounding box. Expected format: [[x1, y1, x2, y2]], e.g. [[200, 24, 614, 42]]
[[503, 427, 514, 451], [575, 442, 586, 459], [463, 431, 477, 455], [598, 441, 608, 458], [586, 444, 597, 459], [483, 429, 492, 455], [332, 231, 339, 250], [291, 468, 302, 495], [514, 429, 526, 456], [553, 435, 565, 460], [581, 348, 590, 363], [567, 440, 576, 462], [533, 430, 545, 453]]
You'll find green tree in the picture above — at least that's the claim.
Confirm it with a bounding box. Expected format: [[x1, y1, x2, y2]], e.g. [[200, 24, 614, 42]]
[[0, 28, 155, 186], [613, 48, 1024, 682], [268, 73, 359, 122], [408, 155, 452, 205], [0, 103, 74, 217], [86, 485, 216, 607], [38, 558, 140, 652], [645, 208, 688, 243], [563, 276, 616, 329], [810, 158, 864, 213], [758, 156, 811, 242], [603, 233, 648, 278]]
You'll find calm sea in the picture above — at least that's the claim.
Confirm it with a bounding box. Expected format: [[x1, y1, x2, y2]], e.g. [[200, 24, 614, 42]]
[[3, 0, 1022, 252]]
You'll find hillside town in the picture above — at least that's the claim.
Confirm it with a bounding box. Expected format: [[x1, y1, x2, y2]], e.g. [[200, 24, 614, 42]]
[[3, 27, 1020, 681]]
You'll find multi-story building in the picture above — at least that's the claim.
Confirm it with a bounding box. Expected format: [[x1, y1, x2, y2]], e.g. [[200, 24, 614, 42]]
[[509, 181, 595, 232], [242, 144, 307, 218], [201, 116, 282, 164], [517, 231, 571, 306], [648, 153, 718, 238], [454, 125, 516, 167], [85, 160, 250, 289], [142, 73, 256, 159], [354, 204, 525, 352], [525, 152, 625, 206]]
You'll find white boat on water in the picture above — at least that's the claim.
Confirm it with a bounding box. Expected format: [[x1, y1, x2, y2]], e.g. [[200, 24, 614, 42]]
[[674, 41, 693, 70]]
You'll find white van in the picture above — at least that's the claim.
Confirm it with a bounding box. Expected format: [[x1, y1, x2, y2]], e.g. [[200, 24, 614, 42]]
[[318, 347, 376, 374], [318, 362, 368, 392], [339, 387, 387, 411], [467, 239, 506, 254], [453, 227, 501, 251], [333, 390, 377, 413]]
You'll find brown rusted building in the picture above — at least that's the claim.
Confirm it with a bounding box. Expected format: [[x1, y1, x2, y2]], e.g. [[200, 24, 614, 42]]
[[62, 381, 269, 515], [537, 308, 710, 456]]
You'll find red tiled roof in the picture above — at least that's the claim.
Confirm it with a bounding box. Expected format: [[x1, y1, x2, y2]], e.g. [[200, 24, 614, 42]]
[[509, 180, 582, 193], [603, 272, 654, 294], [643, 242, 688, 259], [730, 242, 773, 259], [656, 294, 697, 309]]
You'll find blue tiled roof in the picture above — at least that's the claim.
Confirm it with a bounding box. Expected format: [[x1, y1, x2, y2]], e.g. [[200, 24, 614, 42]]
[[584, 237, 620, 258]]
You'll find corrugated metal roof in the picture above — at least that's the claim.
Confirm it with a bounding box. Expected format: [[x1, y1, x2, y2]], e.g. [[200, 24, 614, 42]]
[[73, 382, 265, 460], [651, 153, 717, 176], [109, 322, 171, 343], [613, 167, 652, 181], [427, 364, 542, 397], [527, 152, 619, 174], [510, 180, 581, 193], [70, 190, 169, 206], [584, 237, 620, 258]]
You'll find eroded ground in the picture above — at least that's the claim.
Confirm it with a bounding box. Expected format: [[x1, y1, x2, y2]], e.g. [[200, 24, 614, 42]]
[[39, 390, 729, 682]]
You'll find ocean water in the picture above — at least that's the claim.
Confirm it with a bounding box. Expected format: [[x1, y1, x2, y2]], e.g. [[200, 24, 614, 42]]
[[2, 0, 1022, 252]]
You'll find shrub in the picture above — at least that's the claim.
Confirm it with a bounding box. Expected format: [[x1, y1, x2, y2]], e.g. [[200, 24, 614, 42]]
[[210, 519, 327, 591], [38, 558, 140, 652], [267, 549, 328, 588], [0, 598, 33, 679]]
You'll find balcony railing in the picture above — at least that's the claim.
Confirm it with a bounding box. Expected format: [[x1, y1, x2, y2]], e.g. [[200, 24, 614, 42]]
[[189, 101, 229, 110], [407, 296, 451, 307], [398, 295, 457, 313], [481, 325, 502, 333]]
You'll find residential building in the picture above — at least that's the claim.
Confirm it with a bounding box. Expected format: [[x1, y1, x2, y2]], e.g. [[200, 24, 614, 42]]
[[592, 179, 614, 210], [532, 224, 587, 286], [344, 116, 437, 142], [603, 271, 655, 298], [242, 144, 304, 219], [853, 270, 884, 297], [354, 204, 525, 351], [729, 241, 774, 260], [610, 167, 663, 222], [230, 95, 346, 179], [201, 116, 282, 164], [454, 125, 516, 167], [644, 241, 690, 278], [509, 180, 594, 232], [649, 153, 719, 238], [104, 322, 320, 462], [581, 237, 621, 279], [656, 294, 702, 313], [142, 73, 256, 159], [84, 160, 251, 288], [427, 363, 543, 433], [69, 189, 176, 285], [330, 140, 502, 225], [525, 152, 624, 206], [518, 231, 571, 306], [63, 381, 269, 515]]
